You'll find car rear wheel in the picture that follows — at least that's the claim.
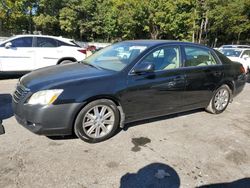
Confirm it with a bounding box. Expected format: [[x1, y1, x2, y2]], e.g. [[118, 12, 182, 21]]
[[206, 84, 231, 114], [74, 99, 120, 143], [60, 60, 74, 64]]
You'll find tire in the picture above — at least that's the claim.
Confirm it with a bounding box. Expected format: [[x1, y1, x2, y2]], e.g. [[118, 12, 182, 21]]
[[206, 84, 231, 114], [59, 60, 74, 64], [74, 99, 120, 143]]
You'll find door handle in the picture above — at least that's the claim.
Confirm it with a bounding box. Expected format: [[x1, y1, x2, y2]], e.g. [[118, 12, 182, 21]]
[[213, 71, 222, 77]]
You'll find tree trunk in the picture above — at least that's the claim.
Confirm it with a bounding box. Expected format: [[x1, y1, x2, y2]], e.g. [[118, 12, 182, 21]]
[[198, 19, 204, 44], [29, 8, 32, 34], [237, 32, 241, 44], [192, 18, 196, 42], [150, 25, 159, 39]]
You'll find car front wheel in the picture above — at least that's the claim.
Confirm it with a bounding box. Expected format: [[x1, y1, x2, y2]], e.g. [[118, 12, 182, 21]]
[[74, 99, 120, 143], [206, 84, 231, 114]]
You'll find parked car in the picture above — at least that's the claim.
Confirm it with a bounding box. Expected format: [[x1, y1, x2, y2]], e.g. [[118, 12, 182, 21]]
[[219, 48, 250, 72], [219, 45, 250, 49], [0, 35, 86, 73], [0, 120, 4, 135], [12, 40, 247, 143]]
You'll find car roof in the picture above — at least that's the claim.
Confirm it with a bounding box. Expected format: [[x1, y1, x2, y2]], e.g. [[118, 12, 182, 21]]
[[220, 48, 250, 51], [122, 40, 210, 48], [220, 44, 250, 48], [1, 34, 75, 45]]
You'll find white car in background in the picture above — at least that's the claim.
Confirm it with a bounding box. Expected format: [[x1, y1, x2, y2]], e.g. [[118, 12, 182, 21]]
[[219, 48, 250, 72], [0, 35, 86, 73], [219, 44, 250, 49]]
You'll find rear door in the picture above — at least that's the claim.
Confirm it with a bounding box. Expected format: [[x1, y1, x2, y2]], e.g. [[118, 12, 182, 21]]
[[181, 45, 223, 109], [33, 37, 62, 69], [0, 37, 35, 71]]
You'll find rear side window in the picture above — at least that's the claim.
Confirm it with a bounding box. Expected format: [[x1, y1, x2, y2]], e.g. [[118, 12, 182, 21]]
[[37, 37, 58, 47], [57, 40, 80, 47], [184, 47, 218, 67], [10, 37, 32, 47]]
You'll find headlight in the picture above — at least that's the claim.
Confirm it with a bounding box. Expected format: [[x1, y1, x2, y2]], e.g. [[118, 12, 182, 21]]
[[27, 89, 63, 105]]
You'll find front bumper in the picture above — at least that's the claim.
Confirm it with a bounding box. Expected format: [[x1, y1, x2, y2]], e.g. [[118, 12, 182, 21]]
[[13, 101, 84, 136]]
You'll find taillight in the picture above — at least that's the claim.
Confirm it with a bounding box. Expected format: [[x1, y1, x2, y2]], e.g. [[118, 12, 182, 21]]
[[240, 65, 245, 74], [78, 49, 86, 54]]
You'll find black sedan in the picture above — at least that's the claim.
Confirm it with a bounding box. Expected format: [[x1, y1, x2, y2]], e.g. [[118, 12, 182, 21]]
[[12, 40, 247, 142]]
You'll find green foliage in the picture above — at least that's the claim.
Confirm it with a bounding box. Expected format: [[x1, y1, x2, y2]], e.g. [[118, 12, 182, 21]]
[[0, 0, 249, 45]]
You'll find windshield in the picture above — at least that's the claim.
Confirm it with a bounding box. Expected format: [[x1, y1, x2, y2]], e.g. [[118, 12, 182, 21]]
[[219, 49, 242, 57], [82, 42, 149, 71]]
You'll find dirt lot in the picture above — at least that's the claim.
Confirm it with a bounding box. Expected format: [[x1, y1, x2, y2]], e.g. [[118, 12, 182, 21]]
[[0, 78, 250, 188]]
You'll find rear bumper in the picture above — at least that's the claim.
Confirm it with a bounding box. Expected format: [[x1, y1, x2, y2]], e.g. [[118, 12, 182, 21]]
[[13, 101, 84, 136], [233, 74, 247, 97]]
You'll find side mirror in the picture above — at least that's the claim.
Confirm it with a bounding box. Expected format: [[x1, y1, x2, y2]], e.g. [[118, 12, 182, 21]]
[[5, 42, 12, 49], [242, 55, 249, 60], [133, 62, 155, 74]]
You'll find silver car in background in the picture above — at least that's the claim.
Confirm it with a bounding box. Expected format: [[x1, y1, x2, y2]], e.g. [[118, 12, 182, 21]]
[[219, 48, 250, 72]]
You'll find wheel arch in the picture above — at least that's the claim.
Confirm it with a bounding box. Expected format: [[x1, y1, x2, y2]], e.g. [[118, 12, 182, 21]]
[[72, 95, 125, 135], [57, 57, 77, 64], [223, 80, 235, 102]]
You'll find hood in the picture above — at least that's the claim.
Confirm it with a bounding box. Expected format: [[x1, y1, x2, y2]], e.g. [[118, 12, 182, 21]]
[[20, 63, 113, 90]]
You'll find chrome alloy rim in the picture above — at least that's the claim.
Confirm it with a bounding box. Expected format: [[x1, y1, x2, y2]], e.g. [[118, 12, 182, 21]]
[[214, 88, 229, 111], [82, 105, 115, 138]]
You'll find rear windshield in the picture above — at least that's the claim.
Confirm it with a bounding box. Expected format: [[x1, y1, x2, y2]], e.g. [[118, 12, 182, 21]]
[[219, 49, 242, 57]]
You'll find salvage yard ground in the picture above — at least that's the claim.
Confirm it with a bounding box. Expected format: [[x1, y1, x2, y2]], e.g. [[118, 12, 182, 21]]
[[0, 78, 250, 188]]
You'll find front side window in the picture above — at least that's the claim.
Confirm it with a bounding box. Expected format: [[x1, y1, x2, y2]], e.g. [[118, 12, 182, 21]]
[[241, 50, 250, 58], [184, 47, 217, 67], [37, 37, 58, 47], [10, 37, 32, 47], [82, 42, 149, 71], [138, 46, 180, 71]]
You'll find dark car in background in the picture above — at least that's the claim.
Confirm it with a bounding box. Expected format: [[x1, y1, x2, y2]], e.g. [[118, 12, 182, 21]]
[[12, 40, 247, 143]]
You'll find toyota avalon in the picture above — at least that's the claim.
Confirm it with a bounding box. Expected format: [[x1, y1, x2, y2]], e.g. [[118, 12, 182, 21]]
[[12, 40, 247, 142]]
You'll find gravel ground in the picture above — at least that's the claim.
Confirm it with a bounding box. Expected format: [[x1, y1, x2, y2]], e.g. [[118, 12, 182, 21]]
[[0, 78, 250, 188]]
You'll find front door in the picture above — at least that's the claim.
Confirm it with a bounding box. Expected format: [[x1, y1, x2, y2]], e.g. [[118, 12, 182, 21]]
[[0, 37, 35, 71], [121, 45, 186, 122]]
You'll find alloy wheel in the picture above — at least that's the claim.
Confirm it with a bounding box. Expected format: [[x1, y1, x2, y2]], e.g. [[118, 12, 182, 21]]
[[214, 88, 229, 111], [82, 105, 115, 138]]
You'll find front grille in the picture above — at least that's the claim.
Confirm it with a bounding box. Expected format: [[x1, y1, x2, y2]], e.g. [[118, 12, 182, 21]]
[[13, 84, 30, 104]]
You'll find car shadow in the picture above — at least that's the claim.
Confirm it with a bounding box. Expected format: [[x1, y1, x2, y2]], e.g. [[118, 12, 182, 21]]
[[0, 94, 13, 120], [45, 109, 203, 141], [197, 178, 250, 188], [119, 162, 180, 188], [46, 135, 78, 140], [0, 74, 24, 80], [122, 109, 203, 131]]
